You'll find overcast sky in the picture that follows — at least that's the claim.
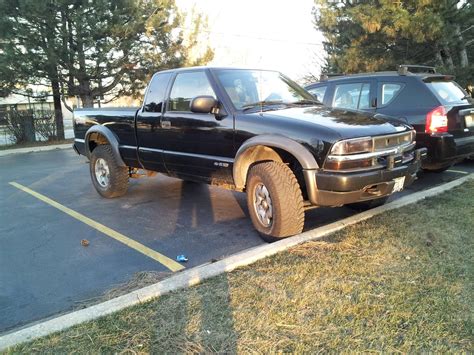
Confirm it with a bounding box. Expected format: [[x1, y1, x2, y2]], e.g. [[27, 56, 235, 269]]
[[175, 0, 325, 82]]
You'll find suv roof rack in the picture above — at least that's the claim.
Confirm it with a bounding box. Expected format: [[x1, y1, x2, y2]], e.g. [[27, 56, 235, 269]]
[[320, 73, 345, 81], [398, 64, 436, 75]]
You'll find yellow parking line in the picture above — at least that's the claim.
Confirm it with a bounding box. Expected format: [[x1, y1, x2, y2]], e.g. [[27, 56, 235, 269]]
[[446, 170, 469, 175], [9, 182, 185, 272]]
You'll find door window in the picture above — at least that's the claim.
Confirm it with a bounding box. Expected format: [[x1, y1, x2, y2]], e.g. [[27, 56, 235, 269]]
[[307, 86, 327, 103], [168, 71, 215, 112], [333, 83, 371, 110], [379, 83, 404, 106], [143, 72, 172, 113]]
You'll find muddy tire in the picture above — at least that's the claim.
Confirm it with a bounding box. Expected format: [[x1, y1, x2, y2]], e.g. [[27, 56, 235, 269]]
[[347, 196, 389, 211], [90, 145, 128, 198], [246, 161, 304, 242]]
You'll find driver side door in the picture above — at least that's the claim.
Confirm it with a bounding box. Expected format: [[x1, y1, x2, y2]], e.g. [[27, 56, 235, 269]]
[[161, 70, 235, 183]]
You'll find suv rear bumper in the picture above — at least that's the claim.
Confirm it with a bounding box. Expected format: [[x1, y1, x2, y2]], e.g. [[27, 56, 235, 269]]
[[421, 133, 474, 170], [304, 148, 426, 207]]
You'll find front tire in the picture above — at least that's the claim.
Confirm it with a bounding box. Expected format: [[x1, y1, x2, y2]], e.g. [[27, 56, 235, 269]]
[[246, 161, 304, 242], [90, 145, 129, 198]]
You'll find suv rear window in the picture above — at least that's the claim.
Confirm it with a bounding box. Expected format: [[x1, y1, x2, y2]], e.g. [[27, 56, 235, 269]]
[[379, 83, 404, 106], [425, 81, 470, 105]]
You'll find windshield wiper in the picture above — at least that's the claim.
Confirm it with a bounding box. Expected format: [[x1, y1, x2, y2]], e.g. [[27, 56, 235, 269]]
[[290, 99, 322, 105], [241, 100, 288, 111]]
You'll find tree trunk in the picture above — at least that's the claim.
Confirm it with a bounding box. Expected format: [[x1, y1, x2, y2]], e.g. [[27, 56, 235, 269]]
[[442, 44, 454, 70], [80, 94, 94, 108], [51, 77, 65, 140], [434, 45, 444, 67], [455, 25, 469, 68]]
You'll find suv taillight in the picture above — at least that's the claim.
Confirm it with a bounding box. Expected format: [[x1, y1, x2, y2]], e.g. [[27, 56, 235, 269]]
[[425, 106, 448, 134]]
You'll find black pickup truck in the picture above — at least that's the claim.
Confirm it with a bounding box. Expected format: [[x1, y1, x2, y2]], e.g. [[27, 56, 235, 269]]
[[73, 67, 427, 241]]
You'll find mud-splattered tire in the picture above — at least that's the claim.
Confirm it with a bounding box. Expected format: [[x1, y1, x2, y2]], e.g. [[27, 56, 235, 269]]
[[90, 145, 128, 198], [347, 196, 389, 211], [246, 161, 304, 242]]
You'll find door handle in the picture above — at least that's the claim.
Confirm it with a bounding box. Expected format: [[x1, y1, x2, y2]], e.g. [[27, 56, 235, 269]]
[[161, 120, 171, 129]]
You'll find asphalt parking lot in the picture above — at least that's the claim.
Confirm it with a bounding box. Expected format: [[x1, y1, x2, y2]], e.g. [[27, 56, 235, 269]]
[[0, 148, 472, 334]]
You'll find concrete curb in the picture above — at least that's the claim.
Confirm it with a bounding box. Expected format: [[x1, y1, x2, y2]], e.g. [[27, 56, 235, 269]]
[[0, 143, 71, 157], [0, 174, 472, 350]]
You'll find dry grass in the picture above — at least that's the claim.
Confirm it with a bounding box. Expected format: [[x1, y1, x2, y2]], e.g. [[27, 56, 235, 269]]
[[5, 180, 474, 353]]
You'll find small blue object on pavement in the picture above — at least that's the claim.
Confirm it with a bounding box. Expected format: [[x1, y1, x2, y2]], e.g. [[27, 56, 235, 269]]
[[176, 255, 188, 262]]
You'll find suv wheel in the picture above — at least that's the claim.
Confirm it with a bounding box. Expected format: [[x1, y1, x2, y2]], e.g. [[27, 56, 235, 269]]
[[422, 165, 452, 173], [246, 161, 304, 242], [90, 145, 129, 198]]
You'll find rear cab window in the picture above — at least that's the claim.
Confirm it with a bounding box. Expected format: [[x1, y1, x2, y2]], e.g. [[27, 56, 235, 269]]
[[143, 72, 172, 113], [425, 81, 473, 105], [333, 82, 371, 110]]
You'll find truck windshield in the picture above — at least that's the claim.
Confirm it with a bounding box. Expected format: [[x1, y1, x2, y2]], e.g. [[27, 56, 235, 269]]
[[215, 69, 317, 110], [426, 81, 473, 105]]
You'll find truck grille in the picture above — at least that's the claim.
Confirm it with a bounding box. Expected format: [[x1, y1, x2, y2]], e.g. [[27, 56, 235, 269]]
[[324, 130, 416, 172], [373, 131, 414, 151]]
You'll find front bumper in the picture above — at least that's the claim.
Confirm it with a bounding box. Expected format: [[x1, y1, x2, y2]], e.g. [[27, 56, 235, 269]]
[[304, 148, 427, 207]]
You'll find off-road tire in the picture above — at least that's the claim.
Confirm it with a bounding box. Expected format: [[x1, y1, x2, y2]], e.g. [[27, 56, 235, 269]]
[[246, 161, 304, 242], [90, 145, 128, 198], [347, 196, 389, 211]]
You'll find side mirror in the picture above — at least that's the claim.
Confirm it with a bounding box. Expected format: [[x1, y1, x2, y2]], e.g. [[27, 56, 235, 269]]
[[190, 95, 217, 114]]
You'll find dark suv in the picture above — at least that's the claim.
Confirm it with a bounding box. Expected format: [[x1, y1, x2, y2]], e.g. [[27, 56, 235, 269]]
[[306, 65, 474, 172]]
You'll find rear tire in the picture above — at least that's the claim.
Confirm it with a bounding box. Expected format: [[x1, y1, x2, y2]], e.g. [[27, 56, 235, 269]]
[[90, 145, 129, 198], [246, 161, 304, 242], [347, 196, 389, 211]]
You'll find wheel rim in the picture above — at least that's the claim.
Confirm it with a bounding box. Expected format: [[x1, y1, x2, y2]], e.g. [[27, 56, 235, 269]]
[[253, 183, 273, 227], [94, 158, 110, 188]]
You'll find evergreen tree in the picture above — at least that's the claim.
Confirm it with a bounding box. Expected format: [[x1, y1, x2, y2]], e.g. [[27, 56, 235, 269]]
[[0, 0, 214, 139], [313, 0, 473, 86]]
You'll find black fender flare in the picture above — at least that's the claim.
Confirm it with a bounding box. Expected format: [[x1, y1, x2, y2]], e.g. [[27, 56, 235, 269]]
[[233, 134, 319, 189], [84, 125, 126, 167]]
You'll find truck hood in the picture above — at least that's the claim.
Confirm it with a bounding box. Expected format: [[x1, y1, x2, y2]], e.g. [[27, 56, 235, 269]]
[[259, 106, 411, 140]]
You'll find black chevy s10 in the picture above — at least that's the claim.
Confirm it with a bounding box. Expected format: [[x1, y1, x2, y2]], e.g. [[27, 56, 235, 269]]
[[73, 67, 427, 241]]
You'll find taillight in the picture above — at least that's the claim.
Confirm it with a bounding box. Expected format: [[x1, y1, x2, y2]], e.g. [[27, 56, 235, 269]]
[[425, 106, 448, 133]]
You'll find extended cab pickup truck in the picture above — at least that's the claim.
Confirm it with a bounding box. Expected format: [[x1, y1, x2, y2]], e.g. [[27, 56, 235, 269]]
[[73, 67, 427, 241]]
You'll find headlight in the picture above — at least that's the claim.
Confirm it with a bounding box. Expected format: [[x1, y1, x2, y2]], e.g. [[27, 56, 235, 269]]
[[324, 157, 375, 171], [330, 137, 373, 155]]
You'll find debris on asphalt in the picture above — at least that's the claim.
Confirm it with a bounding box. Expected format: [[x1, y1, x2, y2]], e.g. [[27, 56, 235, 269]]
[[81, 239, 90, 247], [176, 254, 188, 262]]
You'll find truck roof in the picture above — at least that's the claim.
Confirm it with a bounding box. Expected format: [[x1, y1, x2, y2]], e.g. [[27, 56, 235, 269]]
[[156, 66, 278, 74]]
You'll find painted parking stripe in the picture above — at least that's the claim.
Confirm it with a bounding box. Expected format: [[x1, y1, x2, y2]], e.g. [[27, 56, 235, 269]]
[[9, 182, 185, 272], [446, 169, 469, 175]]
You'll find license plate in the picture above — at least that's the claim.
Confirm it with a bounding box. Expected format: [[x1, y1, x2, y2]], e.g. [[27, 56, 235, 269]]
[[392, 176, 405, 193], [465, 115, 473, 128]]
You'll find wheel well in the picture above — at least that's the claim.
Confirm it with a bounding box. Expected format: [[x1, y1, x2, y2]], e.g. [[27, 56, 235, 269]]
[[235, 145, 307, 198], [87, 132, 109, 153]]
